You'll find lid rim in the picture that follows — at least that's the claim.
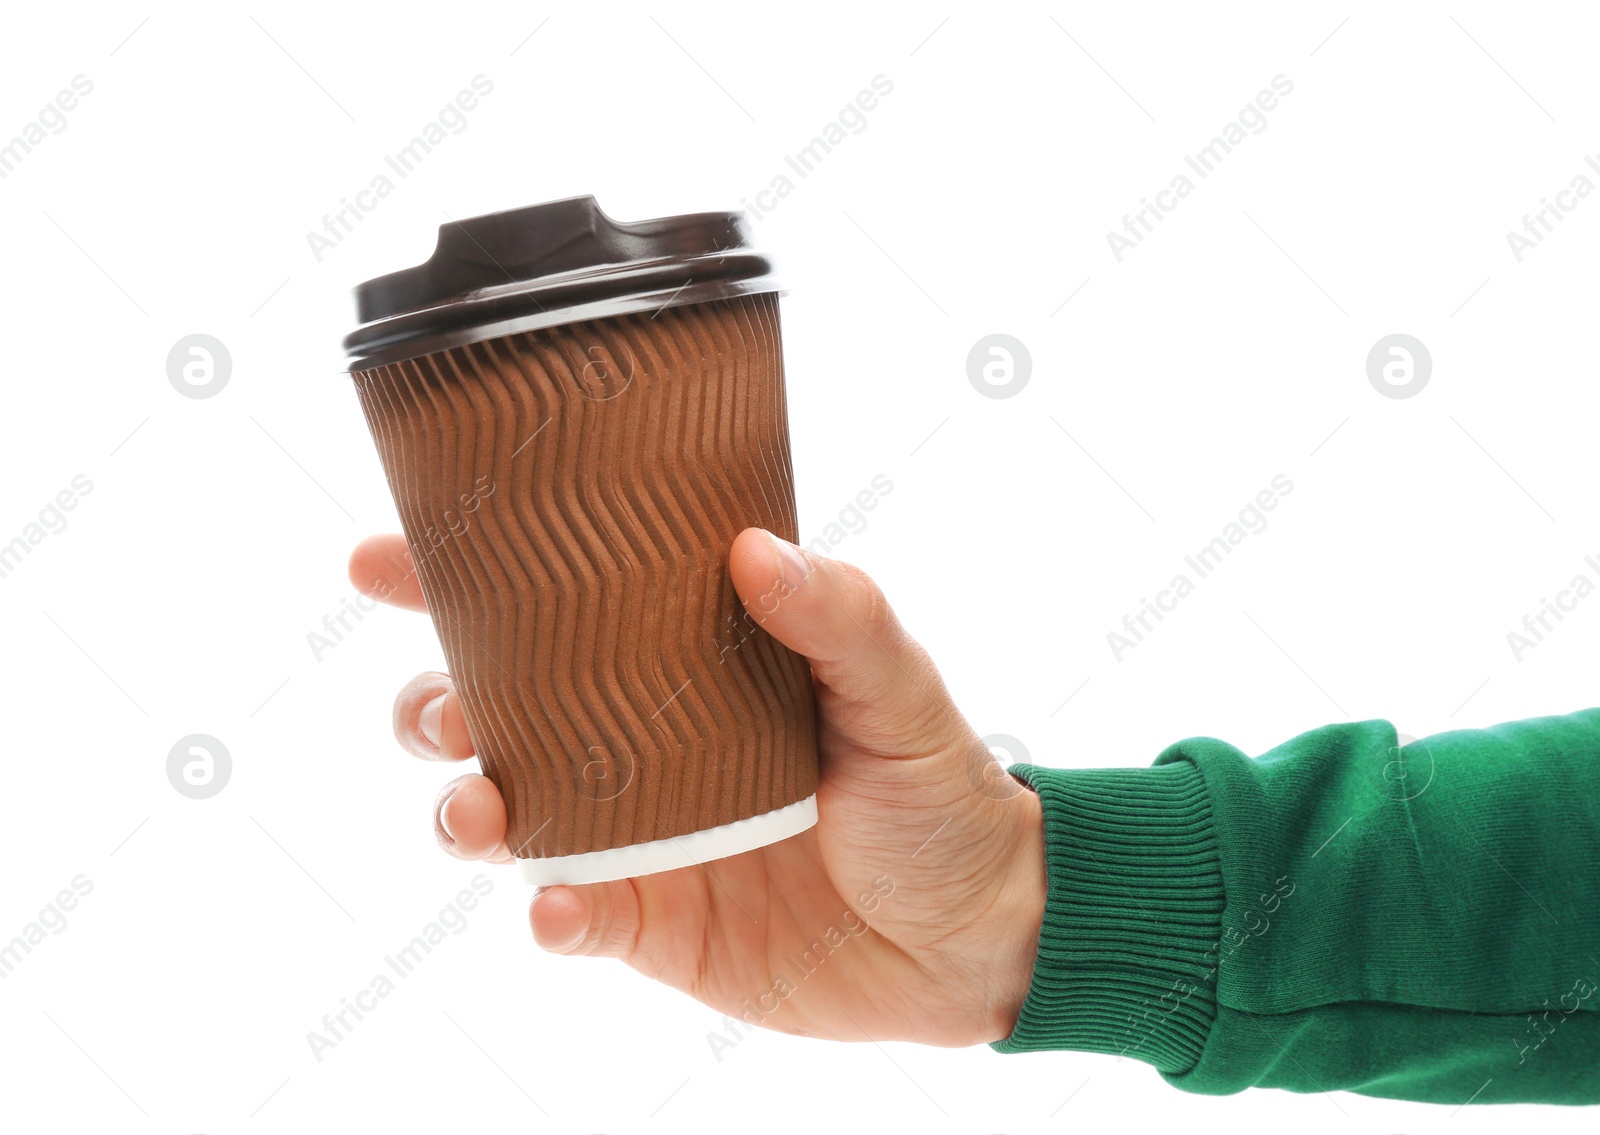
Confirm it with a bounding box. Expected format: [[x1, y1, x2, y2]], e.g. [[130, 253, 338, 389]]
[[343, 276, 787, 373], [344, 195, 773, 369]]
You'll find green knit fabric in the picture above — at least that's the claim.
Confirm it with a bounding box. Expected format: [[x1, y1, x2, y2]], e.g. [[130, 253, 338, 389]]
[[991, 707, 1600, 1105]]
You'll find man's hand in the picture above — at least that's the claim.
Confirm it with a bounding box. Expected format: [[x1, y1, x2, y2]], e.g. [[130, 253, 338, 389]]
[[349, 527, 1047, 1047]]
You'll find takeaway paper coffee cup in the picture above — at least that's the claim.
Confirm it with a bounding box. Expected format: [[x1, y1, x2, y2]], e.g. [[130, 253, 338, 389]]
[[342, 196, 820, 886]]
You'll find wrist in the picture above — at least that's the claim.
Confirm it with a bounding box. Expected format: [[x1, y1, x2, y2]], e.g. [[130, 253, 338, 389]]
[[988, 761, 1223, 1068], [980, 782, 1047, 1043]]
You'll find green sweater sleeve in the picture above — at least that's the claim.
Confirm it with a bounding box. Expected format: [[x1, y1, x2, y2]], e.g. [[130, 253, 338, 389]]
[[990, 707, 1600, 1105]]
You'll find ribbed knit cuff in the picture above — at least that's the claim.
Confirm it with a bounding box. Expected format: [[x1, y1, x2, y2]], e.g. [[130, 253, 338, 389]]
[[990, 760, 1225, 1074]]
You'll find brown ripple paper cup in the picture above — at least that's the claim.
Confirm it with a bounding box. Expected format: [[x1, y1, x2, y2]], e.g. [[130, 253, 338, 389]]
[[341, 196, 819, 886]]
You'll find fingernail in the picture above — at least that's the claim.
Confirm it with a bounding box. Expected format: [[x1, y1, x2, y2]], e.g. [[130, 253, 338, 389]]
[[419, 693, 445, 748], [767, 532, 813, 588], [438, 789, 459, 843]]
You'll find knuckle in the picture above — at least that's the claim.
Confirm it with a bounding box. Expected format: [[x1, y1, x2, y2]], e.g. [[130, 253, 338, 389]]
[[573, 885, 636, 959], [841, 563, 897, 641]]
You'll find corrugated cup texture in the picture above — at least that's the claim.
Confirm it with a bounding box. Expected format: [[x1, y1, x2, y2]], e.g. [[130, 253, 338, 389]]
[[352, 293, 819, 860]]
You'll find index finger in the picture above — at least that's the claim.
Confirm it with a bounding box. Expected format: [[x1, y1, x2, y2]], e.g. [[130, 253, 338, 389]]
[[349, 533, 428, 612]]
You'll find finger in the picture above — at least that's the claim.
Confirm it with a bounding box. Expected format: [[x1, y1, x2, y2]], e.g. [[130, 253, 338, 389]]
[[394, 672, 476, 762], [435, 773, 512, 862], [530, 879, 642, 959], [728, 527, 970, 761], [349, 534, 427, 612]]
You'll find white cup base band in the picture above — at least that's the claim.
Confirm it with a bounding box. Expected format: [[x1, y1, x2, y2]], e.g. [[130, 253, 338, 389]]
[[518, 794, 819, 887]]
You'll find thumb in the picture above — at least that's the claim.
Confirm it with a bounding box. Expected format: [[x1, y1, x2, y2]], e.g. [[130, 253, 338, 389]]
[[728, 527, 974, 762]]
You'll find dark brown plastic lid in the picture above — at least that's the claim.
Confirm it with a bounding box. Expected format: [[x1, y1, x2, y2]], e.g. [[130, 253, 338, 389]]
[[341, 195, 781, 371]]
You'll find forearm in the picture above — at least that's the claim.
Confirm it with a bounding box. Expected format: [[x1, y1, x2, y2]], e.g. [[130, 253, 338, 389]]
[[992, 707, 1600, 1105]]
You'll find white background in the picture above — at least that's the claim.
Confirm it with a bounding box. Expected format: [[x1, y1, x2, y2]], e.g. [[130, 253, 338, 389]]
[[2, 1, 1597, 1131]]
